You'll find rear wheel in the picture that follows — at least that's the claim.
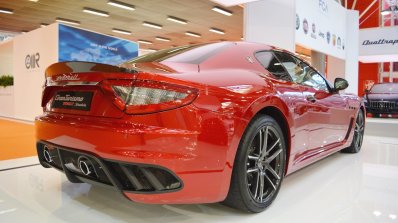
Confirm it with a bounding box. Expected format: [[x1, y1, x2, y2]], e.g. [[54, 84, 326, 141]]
[[342, 110, 365, 153], [224, 115, 286, 212]]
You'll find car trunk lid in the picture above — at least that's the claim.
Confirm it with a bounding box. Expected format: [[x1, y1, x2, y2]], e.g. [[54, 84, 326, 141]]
[[43, 61, 138, 118]]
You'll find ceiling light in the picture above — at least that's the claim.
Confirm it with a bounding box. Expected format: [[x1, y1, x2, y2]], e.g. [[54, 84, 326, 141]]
[[112, 28, 131, 35], [381, 10, 391, 15], [167, 16, 187, 24], [185, 31, 201, 38], [0, 8, 14, 14], [156, 37, 171, 42], [107, 1, 135, 11], [381, 6, 398, 15], [56, 17, 81, 26], [212, 6, 232, 16], [210, 0, 259, 7], [141, 49, 157, 53], [137, 40, 153, 44], [40, 23, 48, 28], [209, 28, 225, 35], [373, 211, 382, 217], [381, 9, 392, 15], [83, 7, 109, 17], [142, 22, 162, 29], [29, 0, 39, 2]]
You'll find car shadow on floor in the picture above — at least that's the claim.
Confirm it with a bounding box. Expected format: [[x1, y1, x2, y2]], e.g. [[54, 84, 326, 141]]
[[50, 145, 365, 223]]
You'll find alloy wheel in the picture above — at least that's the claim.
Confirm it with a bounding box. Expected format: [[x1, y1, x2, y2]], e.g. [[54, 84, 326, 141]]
[[354, 111, 365, 149], [246, 126, 284, 203]]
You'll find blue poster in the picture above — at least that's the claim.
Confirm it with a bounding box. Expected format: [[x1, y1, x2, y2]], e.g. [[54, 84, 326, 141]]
[[58, 24, 138, 65]]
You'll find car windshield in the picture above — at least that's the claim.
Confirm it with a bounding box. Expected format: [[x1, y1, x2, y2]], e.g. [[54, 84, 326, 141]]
[[371, 83, 398, 93], [124, 42, 232, 64]]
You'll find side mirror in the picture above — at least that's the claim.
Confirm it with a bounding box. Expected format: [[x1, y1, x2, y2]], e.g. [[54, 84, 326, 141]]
[[364, 89, 370, 94], [334, 78, 349, 91]]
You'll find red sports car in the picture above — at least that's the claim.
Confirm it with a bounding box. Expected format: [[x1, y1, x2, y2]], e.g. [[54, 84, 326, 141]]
[[35, 42, 365, 212]]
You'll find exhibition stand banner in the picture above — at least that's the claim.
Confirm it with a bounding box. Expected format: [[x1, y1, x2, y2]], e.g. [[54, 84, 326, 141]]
[[12, 24, 58, 121], [359, 26, 398, 63], [245, 0, 358, 94], [296, 0, 347, 59], [1, 23, 139, 121], [58, 24, 138, 65]]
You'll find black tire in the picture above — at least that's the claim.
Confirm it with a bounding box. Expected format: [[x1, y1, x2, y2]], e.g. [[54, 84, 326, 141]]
[[341, 110, 365, 153], [224, 115, 286, 213]]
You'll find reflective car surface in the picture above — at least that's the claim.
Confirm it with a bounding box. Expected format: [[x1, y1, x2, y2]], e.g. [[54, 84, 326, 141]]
[[364, 83, 398, 117], [35, 42, 365, 212]]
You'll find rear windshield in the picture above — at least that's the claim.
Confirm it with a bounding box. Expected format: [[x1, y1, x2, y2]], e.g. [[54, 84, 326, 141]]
[[371, 83, 398, 93], [124, 42, 232, 64]]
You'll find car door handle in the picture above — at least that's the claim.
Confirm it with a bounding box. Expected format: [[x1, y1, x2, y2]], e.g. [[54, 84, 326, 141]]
[[306, 95, 316, 103]]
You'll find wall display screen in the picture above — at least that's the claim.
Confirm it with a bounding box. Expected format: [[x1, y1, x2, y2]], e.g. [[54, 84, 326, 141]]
[[0, 33, 14, 43], [58, 24, 138, 65], [295, 0, 346, 59]]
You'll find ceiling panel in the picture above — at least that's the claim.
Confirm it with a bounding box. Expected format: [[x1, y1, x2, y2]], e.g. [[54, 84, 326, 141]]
[[0, 0, 243, 50]]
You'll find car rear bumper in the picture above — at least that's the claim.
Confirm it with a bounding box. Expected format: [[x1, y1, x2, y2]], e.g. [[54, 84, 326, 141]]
[[35, 111, 238, 204]]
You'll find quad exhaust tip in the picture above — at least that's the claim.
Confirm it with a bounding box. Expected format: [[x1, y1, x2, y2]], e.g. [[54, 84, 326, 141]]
[[78, 156, 95, 176], [43, 145, 53, 163]]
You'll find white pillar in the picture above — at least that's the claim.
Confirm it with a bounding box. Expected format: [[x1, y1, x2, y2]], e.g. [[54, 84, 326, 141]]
[[311, 51, 326, 73], [344, 10, 359, 94], [327, 56, 346, 83], [244, 0, 296, 52]]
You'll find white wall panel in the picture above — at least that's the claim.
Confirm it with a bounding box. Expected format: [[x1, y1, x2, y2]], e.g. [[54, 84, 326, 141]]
[[244, 0, 296, 52], [13, 24, 58, 121], [327, 56, 345, 84], [0, 40, 13, 75], [344, 10, 359, 95], [296, 0, 347, 59], [0, 37, 15, 117], [359, 26, 398, 63]]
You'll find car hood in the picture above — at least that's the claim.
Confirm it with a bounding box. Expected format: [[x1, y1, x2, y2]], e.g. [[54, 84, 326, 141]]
[[366, 93, 398, 101]]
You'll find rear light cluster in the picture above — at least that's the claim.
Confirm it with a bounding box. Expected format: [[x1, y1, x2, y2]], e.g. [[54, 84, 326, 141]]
[[101, 79, 197, 114]]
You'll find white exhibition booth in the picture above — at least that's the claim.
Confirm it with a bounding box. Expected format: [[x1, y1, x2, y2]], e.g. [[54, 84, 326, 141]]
[[0, 24, 138, 121], [243, 0, 359, 95], [359, 26, 398, 63], [1, 0, 396, 122]]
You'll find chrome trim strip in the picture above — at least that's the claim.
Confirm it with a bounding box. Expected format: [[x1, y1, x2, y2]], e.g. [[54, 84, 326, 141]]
[[47, 81, 99, 86]]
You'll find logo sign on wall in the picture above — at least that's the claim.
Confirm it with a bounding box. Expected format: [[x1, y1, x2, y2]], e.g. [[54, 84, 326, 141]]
[[359, 26, 398, 63], [58, 24, 138, 65], [295, 0, 347, 59], [25, 53, 40, 69], [319, 0, 328, 14]]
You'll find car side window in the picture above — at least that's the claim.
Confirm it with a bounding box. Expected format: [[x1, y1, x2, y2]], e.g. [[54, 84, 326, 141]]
[[255, 51, 292, 81], [274, 51, 329, 92], [272, 51, 303, 81], [296, 62, 329, 92]]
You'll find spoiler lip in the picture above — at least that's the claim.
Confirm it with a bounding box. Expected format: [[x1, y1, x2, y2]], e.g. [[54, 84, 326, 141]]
[[45, 61, 138, 78]]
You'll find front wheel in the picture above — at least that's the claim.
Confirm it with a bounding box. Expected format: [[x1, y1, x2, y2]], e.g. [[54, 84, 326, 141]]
[[224, 115, 286, 212], [341, 110, 365, 153]]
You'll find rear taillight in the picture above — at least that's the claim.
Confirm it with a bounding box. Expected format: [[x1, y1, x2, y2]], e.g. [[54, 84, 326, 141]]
[[101, 79, 197, 114]]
